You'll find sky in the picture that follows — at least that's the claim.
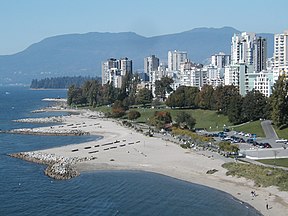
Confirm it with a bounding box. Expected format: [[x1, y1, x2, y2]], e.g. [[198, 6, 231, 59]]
[[1, 0, 288, 55]]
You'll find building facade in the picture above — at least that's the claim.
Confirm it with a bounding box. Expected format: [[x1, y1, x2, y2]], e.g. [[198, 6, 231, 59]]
[[102, 57, 132, 88], [144, 55, 159, 75], [211, 52, 231, 68], [231, 32, 256, 65], [253, 37, 267, 72], [168, 50, 188, 71], [273, 30, 288, 82]]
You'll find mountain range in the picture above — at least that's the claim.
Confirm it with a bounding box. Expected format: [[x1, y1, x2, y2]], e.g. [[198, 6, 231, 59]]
[[0, 27, 274, 85]]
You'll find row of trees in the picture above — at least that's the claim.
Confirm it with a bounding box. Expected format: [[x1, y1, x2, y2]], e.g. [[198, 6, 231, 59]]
[[30, 76, 98, 89], [67, 73, 288, 129], [67, 72, 170, 108], [166, 85, 269, 125]]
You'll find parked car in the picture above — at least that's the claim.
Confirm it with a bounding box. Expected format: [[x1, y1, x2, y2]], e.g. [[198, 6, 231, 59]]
[[246, 138, 254, 144], [263, 143, 272, 148], [223, 128, 230, 132], [276, 139, 288, 143]]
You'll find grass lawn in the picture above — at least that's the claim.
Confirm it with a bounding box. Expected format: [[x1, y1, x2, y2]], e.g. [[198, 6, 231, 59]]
[[274, 127, 288, 139], [256, 158, 288, 168], [231, 120, 265, 138], [129, 108, 231, 131], [223, 162, 288, 191], [92, 106, 266, 136], [93, 105, 112, 113]]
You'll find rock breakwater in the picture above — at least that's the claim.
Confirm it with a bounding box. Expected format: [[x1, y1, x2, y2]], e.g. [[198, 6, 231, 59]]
[[3, 128, 89, 136], [9, 152, 80, 180], [9, 152, 98, 180], [13, 116, 64, 124]]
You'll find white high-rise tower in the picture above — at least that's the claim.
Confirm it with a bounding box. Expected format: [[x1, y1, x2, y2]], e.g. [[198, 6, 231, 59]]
[[231, 32, 256, 65], [273, 30, 288, 81], [168, 50, 188, 71]]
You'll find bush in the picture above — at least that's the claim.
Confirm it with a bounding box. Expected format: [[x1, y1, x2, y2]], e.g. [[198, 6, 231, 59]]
[[112, 100, 126, 118], [175, 111, 196, 130], [149, 111, 172, 129], [128, 110, 141, 120]]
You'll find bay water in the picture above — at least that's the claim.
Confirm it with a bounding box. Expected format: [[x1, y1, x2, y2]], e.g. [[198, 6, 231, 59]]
[[0, 86, 261, 215]]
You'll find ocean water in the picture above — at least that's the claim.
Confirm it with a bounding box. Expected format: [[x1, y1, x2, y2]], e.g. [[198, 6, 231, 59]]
[[0, 86, 262, 216]]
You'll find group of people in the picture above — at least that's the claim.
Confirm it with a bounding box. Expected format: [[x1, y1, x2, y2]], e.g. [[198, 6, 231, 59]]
[[251, 190, 270, 210]]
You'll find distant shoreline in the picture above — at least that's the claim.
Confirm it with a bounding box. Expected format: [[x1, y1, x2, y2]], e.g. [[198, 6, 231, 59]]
[[30, 88, 68, 91]]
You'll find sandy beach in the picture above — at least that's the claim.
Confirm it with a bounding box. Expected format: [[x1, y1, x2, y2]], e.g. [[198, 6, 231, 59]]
[[14, 109, 288, 216]]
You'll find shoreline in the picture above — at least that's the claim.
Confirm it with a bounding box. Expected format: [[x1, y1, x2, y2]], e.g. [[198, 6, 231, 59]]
[[10, 108, 288, 216]]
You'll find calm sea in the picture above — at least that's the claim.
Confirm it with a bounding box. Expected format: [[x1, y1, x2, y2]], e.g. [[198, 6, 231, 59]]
[[0, 86, 262, 216]]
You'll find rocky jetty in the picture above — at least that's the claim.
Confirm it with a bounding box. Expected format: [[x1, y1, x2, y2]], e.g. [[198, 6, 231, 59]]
[[42, 98, 67, 102], [9, 152, 98, 180], [45, 162, 79, 180], [4, 128, 89, 136], [13, 116, 64, 124], [9, 152, 80, 180]]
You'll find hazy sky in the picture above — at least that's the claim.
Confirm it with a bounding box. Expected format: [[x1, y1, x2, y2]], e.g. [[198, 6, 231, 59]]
[[1, 0, 288, 55]]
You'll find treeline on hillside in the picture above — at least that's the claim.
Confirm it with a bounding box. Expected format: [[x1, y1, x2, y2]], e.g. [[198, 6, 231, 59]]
[[166, 85, 269, 125], [67, 74, 288, 129], [30, 76, 100, 89]]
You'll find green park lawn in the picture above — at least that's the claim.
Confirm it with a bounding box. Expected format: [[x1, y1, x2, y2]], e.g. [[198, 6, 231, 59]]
[[94, 106, 267, 135], [231, 120, 265, 138], [256, 158, 288, 168], [274, 127, 288, 140], [130, 108, 231, 131]]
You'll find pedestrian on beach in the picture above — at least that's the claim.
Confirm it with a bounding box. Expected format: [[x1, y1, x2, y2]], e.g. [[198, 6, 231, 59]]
[[266, 203, 269, 210]]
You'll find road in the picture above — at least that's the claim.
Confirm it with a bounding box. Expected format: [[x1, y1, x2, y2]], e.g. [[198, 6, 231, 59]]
[[261, 120, 278, 139]]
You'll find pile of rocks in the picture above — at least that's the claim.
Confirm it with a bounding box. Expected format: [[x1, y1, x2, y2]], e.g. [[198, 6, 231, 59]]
[[9, 152, 80, 180], [13, 116, 64, 124], [7, 128, 89, 136], [45, 162, 79, 180]]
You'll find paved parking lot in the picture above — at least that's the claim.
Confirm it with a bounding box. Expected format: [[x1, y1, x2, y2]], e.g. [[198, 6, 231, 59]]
[[199, 130, 288, 160]]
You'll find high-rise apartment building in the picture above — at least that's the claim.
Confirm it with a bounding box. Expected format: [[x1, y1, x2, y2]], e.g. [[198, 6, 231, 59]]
[[253, 37, 267, 72], [119, 57, 133, 76], [273, 30, 288, 81], [102, 57, 132, 88], [229, 32, 271, 96], [144, 55, 160, 80], [211, 52, 231, 68], [231, 32, 256, 65], [102, 58, 119, 85], [168, 50, 188, 71]]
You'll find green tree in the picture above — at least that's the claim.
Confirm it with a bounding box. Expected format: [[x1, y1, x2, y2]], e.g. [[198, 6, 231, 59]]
[[82, 80, 101, 107], [136, 88, 153, 107], [212, 85, 240, 115], [242, 89, 268, 121], [184, 86, 200, 108], [227, 94, 243, 124], [67, 85, 87, 105], [211, 85, 224, 111], [154, 76, 174, 101], [175, 111, 196, 130], [126, 73, 140, 106], [165, 86, 199, 108], [111, 100, 127, 118], [101, 82, 118, 105], [165, 87, 185, 108], [270, 75, 288, 129], [197, 84, 214, 109]]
